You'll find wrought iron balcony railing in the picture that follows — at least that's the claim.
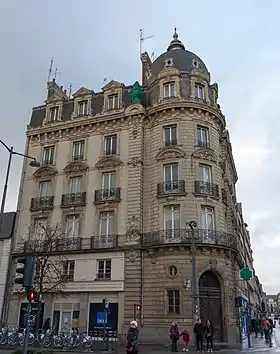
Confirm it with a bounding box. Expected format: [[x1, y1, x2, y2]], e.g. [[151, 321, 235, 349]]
[[142, 229, 238, 250], [91, 234, 118, 249], [164, 139, 178, 147], [197, 140, 210, 149], [96, 273, 111, 280], [30, 196, 54, 211], [94, 188, 121, 204], [194, 181, 219, 198], [221, 188, 228, 204], [61, 192, 86, 207], [157, 180, 186, 197], [72, 154, 84, 161]]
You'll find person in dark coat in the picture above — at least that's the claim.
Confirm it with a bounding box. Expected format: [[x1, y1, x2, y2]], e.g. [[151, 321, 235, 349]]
[[42, 318, 51, 333], [204, 320, 214, 352], [194, 318, 204, 353], [169, 321, 180, 352], [126, 320, 139, 354]]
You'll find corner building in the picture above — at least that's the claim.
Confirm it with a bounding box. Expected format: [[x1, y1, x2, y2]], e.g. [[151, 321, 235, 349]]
[[8, 30, 253, 344]]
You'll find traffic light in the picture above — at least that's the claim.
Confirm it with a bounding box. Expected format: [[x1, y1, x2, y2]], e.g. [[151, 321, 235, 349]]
[[135, 304, 141, 311], [15, 255, 36, 288], [27, 289, 41, 302]]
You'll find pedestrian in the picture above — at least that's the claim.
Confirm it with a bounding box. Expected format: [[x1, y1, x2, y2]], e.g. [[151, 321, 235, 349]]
[[42, 318, 51, 334], [263, 317, 272, 347], [204, 320, 214, 352], [253, 317, 260, 338], [169, 321, 180, 352], [194, 318, 204, 353], [180, 328, 190, 351], [260, 316, 265, 338], [126, 320, 139, 354]]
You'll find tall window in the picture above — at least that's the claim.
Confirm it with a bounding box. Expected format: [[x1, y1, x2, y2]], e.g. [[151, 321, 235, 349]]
[[62, 261, 75, 282], [69, 176, 82, 194], [167, 290, 180, 314], [102, 172, 116, 199], [99, 212, 115, 236], [195, 84, 204, 99], [199, 165, 212, 182], [108, 94, 119, 110], [50, 107, 59, 121], [43, 146, 55, 165], [197, 126, 209, 148], [164, 164, 179, 192], [65, 215, 80, 238], [77, 100, 88, 116], [34, 217, 48, 239], [39, 181, 51, 197], [200, 206, 215, 230], [104, 135, 117, 155], [72, 141, 85, 161], [97, 259, 112, 279], [164, 83, 175, 98], [164, 205, 180, 238], [164, 125, 177, 146]]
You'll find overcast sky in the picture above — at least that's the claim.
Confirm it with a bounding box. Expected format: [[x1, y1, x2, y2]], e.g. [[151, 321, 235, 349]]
[[0, 0, 279, 293]]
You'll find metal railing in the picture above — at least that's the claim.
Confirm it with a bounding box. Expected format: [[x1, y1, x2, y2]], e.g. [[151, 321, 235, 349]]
[[94, 188, 121, 203], [157, 180, 185, 197], [61, 192, 86, 207], [30, 196, 54, 211], [194, 180, 219, 198]]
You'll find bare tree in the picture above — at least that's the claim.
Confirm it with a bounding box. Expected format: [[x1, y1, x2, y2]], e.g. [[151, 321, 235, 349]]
[[15, 222, 75, 332]]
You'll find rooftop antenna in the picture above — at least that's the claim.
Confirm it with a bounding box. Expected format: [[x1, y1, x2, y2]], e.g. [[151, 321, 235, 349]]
[[103, 78, 107, 85], [140, 29, 154, 56], [47, 57, 54, 84], [54, 68, 62, 80], [151, 51, 157, 62], [68, 84, 72, 98]]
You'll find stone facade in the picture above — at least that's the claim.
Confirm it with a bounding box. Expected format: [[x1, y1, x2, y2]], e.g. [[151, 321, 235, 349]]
[[5, 29, 264, 344]]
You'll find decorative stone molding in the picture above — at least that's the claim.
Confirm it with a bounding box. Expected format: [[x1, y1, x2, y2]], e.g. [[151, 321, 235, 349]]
[[127, 157, 143, 167], [33, 165, 57, 179], [72, 87, 93, 98], [63, 161, 89, 174], [125, 216, 141, 245], [156, 146, 185, 161], [124, 103, 145, 117], [95, 156, 122, 169], [127, 251, 138, 263], [72, 87, 93, 118], [192, 148, 217, 162], [158, 66, 181, 103], [102, 80, 125, 113], [190, 67, 211, 82], [158, 66, 180, 80]]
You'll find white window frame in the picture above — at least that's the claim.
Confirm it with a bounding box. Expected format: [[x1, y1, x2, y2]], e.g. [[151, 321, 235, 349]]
[[197, 126, 209, 146], [163, 125, 177, 146], [72, 141, 85, 161], [164, 164, 178, 182], [199, 165, 212, 183], [49, 106, 59, 121], [39, 181, 51, 197], [34, 217, 48, 239], [200, 206, 215, 243], [163, 82, 175, 98], [102, 172, 116, 190], [65, 215, 80, 238], [77, 100, 88, 116], [97, 259, 112, 279], [104, 135, 117, 155], [164, 205, 180, 240], [195, 84, 204, 99], [167, 289, 180, 314], [108, 94, 119, 110], [62, 261, 75, 281], [43, 146, 55, 165], [69, 176, 82, 194], [99, 211, 115, 237]]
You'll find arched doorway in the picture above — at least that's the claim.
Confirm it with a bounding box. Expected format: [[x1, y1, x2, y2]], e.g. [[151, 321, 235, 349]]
[[199, 271, 223, 341]]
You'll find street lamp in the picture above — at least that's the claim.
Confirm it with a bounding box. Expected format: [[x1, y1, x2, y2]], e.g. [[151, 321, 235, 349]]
[[186, 220, 198, 323], [0, 140, 40, 233]]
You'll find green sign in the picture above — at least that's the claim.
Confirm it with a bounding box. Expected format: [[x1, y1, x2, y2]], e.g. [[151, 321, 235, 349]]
[[240, 267, 253, 281], [129, 81, 144, 104]]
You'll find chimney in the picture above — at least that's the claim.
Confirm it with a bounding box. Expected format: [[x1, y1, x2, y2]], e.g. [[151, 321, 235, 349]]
[[52, 78, 55, 82], [64, 89, 67, 94], [60, 85, 63, 90]]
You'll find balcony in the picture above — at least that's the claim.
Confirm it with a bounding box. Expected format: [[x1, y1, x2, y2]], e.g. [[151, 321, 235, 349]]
[[96, 272, 111, 281], [142, 229, 238, 250], [61, 192, 86, 207], [197, 140, 210, 149], [72, 154, 84, 161], [221, 188, 228, 204], [91, 234, 118, 249], [164, 139, 177, 147], [157, 180, 186, 197], [30, 196, 54, 211], [194, 181, 219, 198], [94, 188, 121, 204]]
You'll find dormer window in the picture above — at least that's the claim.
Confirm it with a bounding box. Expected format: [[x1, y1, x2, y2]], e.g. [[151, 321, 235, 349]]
[[165, 58, 174, 67], [50, 107, 59, 122], [195, 84, 204, 99], [108, 94, 119, 110], [164, 83, 175, 98], [78, 100, 88, 116]]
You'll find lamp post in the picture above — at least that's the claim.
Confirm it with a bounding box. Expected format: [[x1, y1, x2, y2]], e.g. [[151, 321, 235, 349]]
[[0, 140, 40, 234], [186, 220, 198, 323]]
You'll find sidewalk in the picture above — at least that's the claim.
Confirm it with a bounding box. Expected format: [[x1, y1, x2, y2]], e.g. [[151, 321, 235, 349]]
[[241, 333, 277, 352]]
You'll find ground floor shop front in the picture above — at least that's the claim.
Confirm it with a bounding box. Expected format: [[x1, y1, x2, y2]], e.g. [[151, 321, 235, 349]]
[[7, 291, 124, 336]]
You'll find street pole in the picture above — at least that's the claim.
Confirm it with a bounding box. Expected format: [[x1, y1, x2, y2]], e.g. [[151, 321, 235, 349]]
[[246, 280, 251, 348], [186, 221, 198, 323], [24, 300, 31, 354], [0, 147, 13, 234]]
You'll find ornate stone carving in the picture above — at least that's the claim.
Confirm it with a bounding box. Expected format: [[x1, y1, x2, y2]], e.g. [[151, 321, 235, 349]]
[[33, 166, 57, 179], [190, 68, 210, 81], [63, 161, 89, 174], [124, 103, 145, 117], [95, 156, 122, 169], [72, 87, 93, 98], [127, 157, 143, 167], [125, 216, 141, 244], [156, 147, 185, 161], [158, 66, 180, 79], [209, 258, 217, 269], [192, 148, 217, 162], [127, 251, 138, 262]]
